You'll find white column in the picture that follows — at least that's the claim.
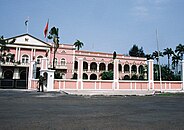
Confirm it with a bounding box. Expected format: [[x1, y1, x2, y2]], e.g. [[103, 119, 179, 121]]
[[15, 47, 18, 61], [181, 60, 184, 90], [113, 59, 119, 90], [28, 61, 36, 89], [0, 66, 2, 79], [13, 68, 20, 79], [148, 59, 154, 90], [77, 58, 83, 89], [46, 70, 55, 91], [17, 48, 21, 61], [31, 49, 33, 61], [97, 63, 99, 72], [41, 57, 48, 70]]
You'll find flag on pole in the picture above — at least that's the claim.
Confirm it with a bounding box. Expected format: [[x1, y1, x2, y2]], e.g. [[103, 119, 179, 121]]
[[44, 19, 49, 38], [25, 20, 28, 26], [25, 17, 29, 33]]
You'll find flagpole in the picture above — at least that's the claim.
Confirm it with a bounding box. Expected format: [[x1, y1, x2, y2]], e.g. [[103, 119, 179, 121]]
[[156, 29, 162, 90]]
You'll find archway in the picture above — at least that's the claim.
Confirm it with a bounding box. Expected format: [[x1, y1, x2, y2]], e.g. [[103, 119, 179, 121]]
[[83, 61, 88, 71], [108, 63, 113, 71], [131, 65, 137, 73], [99, 63, 106, 71], [90, 74, 97, 80], [4, 70, 13, 79], [90, 62, 97, 71], [124, 64, 129, 73], [83, 73, 88, 79]]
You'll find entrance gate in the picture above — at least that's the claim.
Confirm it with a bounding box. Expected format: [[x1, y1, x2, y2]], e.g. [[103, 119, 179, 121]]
[[0, 79, 27, 89]]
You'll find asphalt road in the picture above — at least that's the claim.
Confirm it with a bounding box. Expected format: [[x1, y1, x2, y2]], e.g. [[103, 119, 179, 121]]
[[0, 90, 184, 130]]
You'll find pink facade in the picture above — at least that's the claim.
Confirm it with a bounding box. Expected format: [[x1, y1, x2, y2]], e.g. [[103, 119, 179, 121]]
[[0, 34, 184, 92]]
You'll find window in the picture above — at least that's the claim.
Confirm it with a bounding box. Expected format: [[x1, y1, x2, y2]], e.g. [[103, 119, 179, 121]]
[[22, 55, 29, 63], [61, 58, 66, 66], [37, 56, 43, 64]]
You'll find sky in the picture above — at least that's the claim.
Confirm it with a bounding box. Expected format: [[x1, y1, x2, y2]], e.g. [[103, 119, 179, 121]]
[[1, 0, 184, 61]]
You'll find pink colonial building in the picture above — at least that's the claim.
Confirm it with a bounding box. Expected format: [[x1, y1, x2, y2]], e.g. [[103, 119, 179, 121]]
[[0, 34, 184, 91]]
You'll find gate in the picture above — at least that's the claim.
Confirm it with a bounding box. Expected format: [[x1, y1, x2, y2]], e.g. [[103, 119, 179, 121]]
[[0, 79, 27, 89]]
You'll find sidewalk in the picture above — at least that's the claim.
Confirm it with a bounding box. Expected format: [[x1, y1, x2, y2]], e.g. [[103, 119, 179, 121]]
[[62, 90, 155, 96]]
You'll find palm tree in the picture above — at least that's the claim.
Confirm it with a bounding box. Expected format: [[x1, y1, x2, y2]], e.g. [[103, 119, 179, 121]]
[[152, 51, 163, 65], [163, 48, 174, 68], [172, 53, 181, 74], [47, 27, 59, 69], [74, 40, 84, 50], [175, 44, 184, 60]]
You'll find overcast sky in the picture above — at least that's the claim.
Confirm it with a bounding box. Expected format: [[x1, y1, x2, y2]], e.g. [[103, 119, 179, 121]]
[[1, 0, 184, 59]]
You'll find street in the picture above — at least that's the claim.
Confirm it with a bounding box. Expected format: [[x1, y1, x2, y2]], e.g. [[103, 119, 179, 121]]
[[0, 90, 184, 130]]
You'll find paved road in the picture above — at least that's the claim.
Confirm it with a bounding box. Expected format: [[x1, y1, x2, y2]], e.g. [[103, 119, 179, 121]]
[[0, 90, 184, 130]]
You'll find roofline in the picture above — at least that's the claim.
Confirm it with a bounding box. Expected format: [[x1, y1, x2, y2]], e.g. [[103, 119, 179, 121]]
[[5, 33, 51, 47]]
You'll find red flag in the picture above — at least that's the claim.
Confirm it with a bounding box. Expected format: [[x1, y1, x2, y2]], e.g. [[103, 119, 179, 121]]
[[44, 20, 49, 38]]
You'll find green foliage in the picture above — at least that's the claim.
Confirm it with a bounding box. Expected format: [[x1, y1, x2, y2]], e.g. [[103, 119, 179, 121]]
[[129, 44, 145, 57], [54, 71, 62, 79], [74, 40, 84, 50], [101, 71, 113, 80], [47, 27, 59, 69], [113, 51, 117, 59], [163, 48, 174, 68], [154, 64, 181, 81], [131, 75, 138, 80], [0, 36, 15, 63], [175, 44, 184, 60]]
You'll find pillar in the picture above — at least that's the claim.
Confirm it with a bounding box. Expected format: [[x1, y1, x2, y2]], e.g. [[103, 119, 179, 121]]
[[181, 60, 184, 90], [77, 58, 83, 89], [28, 60, 36, 89], [0, 65, 2, 79], [41, 57, 48, 70], [113, 59, 119, 90], [147, 59, 154, 90], [13, 68, 20, 79]]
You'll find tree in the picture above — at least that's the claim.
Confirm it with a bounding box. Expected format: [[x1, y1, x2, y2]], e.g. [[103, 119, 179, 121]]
[[47, 27, 59, 69], [175, 44, 184, 60], [129, 44, 145, 57], [113, 51, 117, 59], [145, 54, 153, 60], [163, 48, 173, 68], [74, 40, 84, 50], [152, 51, 163, 65], [0, 36, 15, 63], [172, 53, 181, 74], [100, 71, 113, 80]]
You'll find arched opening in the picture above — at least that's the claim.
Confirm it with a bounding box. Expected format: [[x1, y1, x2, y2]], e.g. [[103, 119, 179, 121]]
[[60, 58, 66, 66], [83, 61, 88, 71], [138, 65, 144, 74], [36, 67, 41, 79], [74, 61, 78, 70], [108, 63, 113, 71], [99, 63, 106, 71], [139, 75, 144, 80], [37, 55, 43, 64], [22, 54, 29, 63], [20, 70, 26, 79], [83, 73, 88, 79], [90, 62, 97, 71], [131, 65, 137, 73], [90, 74, 97, 80], [131, 74, 138, 80], [118, 64, 122, 72], [72, 73, 78, 79], [4, 70, 13, 79], [124, 64, 129, 73], [124, 75, 130, 80]]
